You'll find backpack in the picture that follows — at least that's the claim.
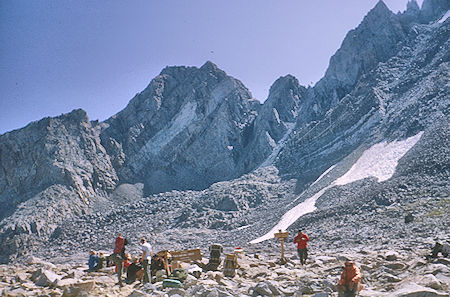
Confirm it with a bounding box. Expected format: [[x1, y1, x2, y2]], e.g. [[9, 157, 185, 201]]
[[210, 244, 223, 259], [169, 268, 188, 282], [223, 253, 237, 277]]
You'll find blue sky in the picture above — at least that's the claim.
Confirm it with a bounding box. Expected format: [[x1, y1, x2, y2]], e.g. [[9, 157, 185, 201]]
[[0, 0, 423, 134]]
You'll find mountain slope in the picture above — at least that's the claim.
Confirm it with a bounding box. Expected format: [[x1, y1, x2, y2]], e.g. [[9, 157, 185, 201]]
[[101, 61, 260, 194], [0, 109, 118, 262], [276, 1, 450, 189], [0, 0, 448, 265]]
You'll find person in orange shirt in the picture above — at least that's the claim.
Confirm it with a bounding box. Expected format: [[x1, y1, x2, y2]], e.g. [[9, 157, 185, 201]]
[[337, 260, 362, 297], [293, 229, 309, 265]]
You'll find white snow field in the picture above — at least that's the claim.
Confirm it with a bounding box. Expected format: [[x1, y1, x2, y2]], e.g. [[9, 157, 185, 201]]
[[438, 10, 450, 23], [259, 122, 296, 168], [250, 132, 423, 244], [130, 101, 198, 170]]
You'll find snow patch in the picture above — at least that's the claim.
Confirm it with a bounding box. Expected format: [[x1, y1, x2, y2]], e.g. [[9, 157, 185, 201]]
[[207, 78, 234, 115], [237, 225, 250, 230], [438, 10, 450, 23], [273, 108, 281, 124], [145, 101, 197, 155], [259, 122, 296, 168], [250, 132, 423, 244], [131, 102, 197, 169], [249, 187, 328, 244], [335, 132, 423, 185], [310, 165, 336, 187]]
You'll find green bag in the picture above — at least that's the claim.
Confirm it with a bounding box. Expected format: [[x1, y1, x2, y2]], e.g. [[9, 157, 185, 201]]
[[163, 278, 182, 288]]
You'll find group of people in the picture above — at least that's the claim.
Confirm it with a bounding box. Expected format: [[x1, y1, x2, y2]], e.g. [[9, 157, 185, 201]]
[[88, 233, 153, 287], [87, 250, 107, 272], [293, 229, 361, 297], [88, 230, 361, 295]]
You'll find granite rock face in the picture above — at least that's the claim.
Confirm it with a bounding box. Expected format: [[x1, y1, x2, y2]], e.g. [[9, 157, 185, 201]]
[[238, 75, 306, 172], [0, 0, 449, 265], [276, 0, 450, 188], [0, 110, 118, 262], [301, 0, 407, 123], [101, 61, 260, 194]]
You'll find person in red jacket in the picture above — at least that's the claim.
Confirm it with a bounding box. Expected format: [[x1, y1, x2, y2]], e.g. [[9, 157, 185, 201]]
[[337, 260, 362, 297], [293, 229, 309, 265], [114, 233, 127, 257], [111, 233, 127, 287]]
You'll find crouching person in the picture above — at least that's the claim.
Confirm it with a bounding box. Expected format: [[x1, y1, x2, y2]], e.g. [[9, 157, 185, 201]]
[[88, 250, 100, 271], [126, 257, 143, 284], [337, 260, 362, 297]]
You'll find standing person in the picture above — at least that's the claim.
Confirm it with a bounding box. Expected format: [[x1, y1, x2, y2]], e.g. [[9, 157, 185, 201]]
[[337, 260, 362, 297], [111, 233, 126, 287], [140, 237, 152, 283], [293, 229, 309, 265], [114, 232, 128, 258]]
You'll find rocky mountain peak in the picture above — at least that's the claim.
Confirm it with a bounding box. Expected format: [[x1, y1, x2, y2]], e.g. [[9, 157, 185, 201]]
[[269, 75, 298, 93], [305, 0, 407, 121], [407, 0, 420, 12], [159, 64, 196, 79], [264, 75, 305, 123], [367, 0, 392, 19], [420, 0, 450, 22], [200, 60, 219, 71], [100, 61, 259, 194]]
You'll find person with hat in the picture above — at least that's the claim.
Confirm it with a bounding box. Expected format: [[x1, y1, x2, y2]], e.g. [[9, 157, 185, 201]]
[[337, 260, 362, 297], [293, 229, 309, 265], [140, 237, 152, 283]]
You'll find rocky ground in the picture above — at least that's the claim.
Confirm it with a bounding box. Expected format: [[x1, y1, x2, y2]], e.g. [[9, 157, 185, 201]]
[[1, 243, 449, 297]]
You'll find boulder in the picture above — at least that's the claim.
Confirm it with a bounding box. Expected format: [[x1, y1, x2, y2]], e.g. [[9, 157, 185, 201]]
[[31, 268, 61, 287], [55, 278, 79, 288], [61, 280, 95, 297], [61, 270, 84, 280], [252, 282, 273, 296], [419, 274, 442, 290], [252, 281, 281, 296], [4, 288, 34, 296], [389, 283, 448, 297], [314, 256, 336, 264], [26, 256, 57, 269], [168, 288, 186, 296], [128, 290, 146, 297], [385, 251, 399, 261], [15, 272, 28, 282], [140, 282, 158, 293], [385, 262, 407, 270]]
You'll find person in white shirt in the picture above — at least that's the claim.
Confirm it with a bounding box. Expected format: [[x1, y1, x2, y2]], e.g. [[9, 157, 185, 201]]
[[140, 237, 152, 283]]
